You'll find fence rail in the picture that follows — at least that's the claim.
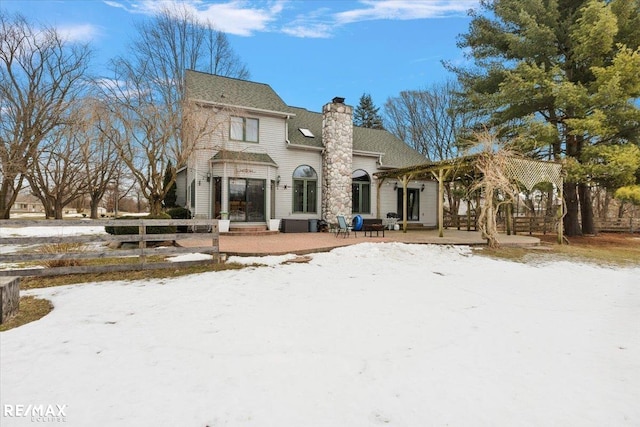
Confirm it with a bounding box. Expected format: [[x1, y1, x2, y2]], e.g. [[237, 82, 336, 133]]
[[444, 214, 638, 235], [595, 218, 639, 233], [0, 219, 220, 277]]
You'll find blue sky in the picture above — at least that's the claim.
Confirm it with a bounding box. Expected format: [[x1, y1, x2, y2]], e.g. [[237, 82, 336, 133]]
[[3, 0, 479, 112]]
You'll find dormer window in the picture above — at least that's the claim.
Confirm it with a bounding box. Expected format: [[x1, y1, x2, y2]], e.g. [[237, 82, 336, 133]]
[[299, 128, 314, 138]]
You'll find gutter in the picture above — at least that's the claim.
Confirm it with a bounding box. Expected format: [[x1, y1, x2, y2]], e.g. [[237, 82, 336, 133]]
[[191, 98, 295, 118], [286, 140, 324, 152]]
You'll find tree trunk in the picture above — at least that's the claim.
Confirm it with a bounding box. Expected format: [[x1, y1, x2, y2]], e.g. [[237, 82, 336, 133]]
[[90, 200, 99, 219], [0, 177, 21, 219], [54, 200, 64, 220], [578, 183, 595, 235], [563, 181, 581, 236], [149, 197, 163, 216]]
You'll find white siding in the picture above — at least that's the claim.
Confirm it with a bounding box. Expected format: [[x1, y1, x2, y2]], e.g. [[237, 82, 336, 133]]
[[186, 107, 440, 225], [378, 180, 437, 226], [352, 155, 379, 219]]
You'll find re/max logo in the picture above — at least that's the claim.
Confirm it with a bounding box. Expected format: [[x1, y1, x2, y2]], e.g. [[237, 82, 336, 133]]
[[3, 403, 67, 418]]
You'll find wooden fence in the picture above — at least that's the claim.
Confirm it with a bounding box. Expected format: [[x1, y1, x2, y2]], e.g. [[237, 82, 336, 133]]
[[0, 219, 219, 277], [444, 214, 638, 235], [444, 213, 557, 235], [595, 218, 639, 233]]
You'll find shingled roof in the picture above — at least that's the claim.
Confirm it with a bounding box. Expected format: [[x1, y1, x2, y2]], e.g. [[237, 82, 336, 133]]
[[185, 69, 292, 115], [287, 106, 426, 168], [186, 70, 427, 168]]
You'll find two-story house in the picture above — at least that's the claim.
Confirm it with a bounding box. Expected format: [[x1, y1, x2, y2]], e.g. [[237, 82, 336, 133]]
[[177, 69, 437, 231]]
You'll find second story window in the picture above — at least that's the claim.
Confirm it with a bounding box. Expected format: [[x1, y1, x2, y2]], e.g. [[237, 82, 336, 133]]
[[230, 116, 259, 142]]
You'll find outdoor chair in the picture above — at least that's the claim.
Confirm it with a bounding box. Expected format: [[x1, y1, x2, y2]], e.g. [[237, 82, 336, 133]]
[[336, 215, 356, 238]]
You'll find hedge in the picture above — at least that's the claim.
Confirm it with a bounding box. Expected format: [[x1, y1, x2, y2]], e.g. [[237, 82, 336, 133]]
[[104, 213, 176, 236]]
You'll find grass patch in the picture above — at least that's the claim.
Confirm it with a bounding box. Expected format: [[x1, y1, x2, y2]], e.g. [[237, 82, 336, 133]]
[[475, 233, 640, 267], [38, 242, 85, 268], [20, 261, 248, 290], [0, 296, 53, 332]]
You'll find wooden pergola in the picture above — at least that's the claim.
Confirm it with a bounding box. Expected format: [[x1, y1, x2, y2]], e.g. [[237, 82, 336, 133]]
[[373, 154, 564, 243]]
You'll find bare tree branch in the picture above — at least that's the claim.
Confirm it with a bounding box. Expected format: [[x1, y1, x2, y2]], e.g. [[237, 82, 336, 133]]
[[0, 12, 92, 218]]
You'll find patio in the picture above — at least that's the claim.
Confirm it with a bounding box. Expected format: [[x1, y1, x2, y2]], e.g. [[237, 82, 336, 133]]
[[178, 229, 541, 257]]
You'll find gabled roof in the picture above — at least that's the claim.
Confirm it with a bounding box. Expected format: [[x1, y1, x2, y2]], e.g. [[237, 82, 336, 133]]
[[186, 70, 427, 168], [287, 106, 426, 168], [185, 69, 293, 116]]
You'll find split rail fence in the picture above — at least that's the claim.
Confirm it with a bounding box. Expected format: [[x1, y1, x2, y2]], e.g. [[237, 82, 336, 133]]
[[0, 219, 220, 277]]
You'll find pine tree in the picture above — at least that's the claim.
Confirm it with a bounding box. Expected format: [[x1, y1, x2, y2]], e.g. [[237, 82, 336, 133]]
[[452, 0, 640, 236], [162, 161, 177, 209], [354, 93, 385, 129]]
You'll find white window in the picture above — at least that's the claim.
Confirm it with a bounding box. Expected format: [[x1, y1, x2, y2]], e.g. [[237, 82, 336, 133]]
[[230, 116, 259, 142]]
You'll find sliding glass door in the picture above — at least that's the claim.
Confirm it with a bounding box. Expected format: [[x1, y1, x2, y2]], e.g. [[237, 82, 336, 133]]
[[228, 178, 265, 222]]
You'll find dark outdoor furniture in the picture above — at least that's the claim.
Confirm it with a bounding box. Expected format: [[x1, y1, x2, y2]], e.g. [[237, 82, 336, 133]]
[[363, 223, 385, 237]]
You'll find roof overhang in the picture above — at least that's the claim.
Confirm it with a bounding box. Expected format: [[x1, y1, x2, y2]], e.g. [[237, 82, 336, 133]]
[[190, 98, 295, 119], [211, 150, 278, 167]]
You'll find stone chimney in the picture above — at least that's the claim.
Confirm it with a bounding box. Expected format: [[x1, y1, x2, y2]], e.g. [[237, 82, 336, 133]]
[[322, 97, 353, 224]]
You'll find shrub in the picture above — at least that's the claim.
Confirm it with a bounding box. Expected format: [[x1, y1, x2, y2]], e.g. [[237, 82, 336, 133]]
[[104, 213, 176, 236], [166, 207, 191, 219], [166, 207, 191, 233], [39, 243, 84, 268]]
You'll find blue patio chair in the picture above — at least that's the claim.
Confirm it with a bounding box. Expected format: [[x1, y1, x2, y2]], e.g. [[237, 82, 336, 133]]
[[336, 215, 355, 238]]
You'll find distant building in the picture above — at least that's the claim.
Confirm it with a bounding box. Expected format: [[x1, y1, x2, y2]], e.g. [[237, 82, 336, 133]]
[[11, 194, 44, 215]]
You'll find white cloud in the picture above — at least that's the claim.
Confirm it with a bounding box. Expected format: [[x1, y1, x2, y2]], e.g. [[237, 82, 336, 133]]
[[102, 0, 479, 40], [56, 23, 101, 43], [335, 0, 478, 24], [103, 0, 285, 36], [281, 23, 332, 39]]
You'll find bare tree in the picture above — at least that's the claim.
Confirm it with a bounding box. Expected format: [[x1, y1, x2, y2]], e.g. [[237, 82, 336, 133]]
[[0, 12, 92, 218], [204, 26, 250, 79], [385, 80, 482, 218], [384, 80, 478, 162], [101, 5, 249, 215], [28, 106, 89, 219], [79, 98, 120, 219], [468, 130, 519, 249]]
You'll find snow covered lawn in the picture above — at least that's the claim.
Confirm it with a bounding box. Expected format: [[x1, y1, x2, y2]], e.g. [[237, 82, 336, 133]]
[[1, 243, 639, 426]]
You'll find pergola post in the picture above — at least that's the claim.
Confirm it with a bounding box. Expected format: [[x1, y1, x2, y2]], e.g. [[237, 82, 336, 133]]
[[438, 169, 444, 238], [401, 175, 411, 233], [557, 184, 564, 245], [376, 179, 383, 220]]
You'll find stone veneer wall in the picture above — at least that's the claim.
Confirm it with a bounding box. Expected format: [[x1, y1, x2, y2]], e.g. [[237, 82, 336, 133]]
[[0, 277, 20, 324], [321, 98, 353, 224]]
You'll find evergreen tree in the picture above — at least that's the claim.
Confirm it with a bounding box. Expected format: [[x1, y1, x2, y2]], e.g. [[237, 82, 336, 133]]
[[354, 93, 385, 129], [162, 161, 177, 209], [451, 0, 640, 236]]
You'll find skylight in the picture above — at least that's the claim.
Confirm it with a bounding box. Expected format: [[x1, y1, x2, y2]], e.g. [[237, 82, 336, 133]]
[[299, 128, 314, 138]]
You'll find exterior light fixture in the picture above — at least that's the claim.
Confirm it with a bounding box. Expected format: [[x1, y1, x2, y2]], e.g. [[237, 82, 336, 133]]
[[206, 172, 211, 182], [393, 182, 398, 190], [276, 175, 281, 186], [421, 183, 425, 192]]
